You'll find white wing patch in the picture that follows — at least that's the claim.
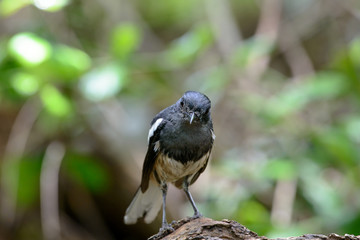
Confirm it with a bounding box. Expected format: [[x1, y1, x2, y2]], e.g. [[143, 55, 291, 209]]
[[148, 118, 163, 142], [211, 129, 216, 140], [154, 141, 160, 152]]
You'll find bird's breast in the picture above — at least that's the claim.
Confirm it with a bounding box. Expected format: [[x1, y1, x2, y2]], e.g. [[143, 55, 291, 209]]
[[154, 151, 210, 184], [159, 123, 213, 163]]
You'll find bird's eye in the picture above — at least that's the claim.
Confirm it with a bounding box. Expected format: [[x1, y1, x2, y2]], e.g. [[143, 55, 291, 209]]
[[180, 100, 184, 108]]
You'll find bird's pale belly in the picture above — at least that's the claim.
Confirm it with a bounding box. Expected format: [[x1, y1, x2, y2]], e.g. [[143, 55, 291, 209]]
[[154, 151, 210, 184]]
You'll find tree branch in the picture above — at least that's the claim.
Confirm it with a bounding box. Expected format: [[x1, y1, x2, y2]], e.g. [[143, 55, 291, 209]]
[[148, 217, 360, 240]]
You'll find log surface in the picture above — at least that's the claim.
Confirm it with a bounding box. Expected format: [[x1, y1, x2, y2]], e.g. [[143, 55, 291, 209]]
[[148, 217, 360, 240]]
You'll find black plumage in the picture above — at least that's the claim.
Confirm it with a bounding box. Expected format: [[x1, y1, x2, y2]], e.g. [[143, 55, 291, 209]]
[[124, 91, 215, 232]]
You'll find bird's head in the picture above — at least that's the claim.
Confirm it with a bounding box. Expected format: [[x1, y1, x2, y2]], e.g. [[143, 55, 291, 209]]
[[177, 91, 211, 124]]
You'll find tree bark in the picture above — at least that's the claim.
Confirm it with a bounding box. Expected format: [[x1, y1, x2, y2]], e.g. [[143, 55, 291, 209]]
[[148, 217, 360, 240]]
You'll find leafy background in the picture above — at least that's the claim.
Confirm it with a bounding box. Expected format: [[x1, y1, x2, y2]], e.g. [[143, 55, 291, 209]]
[[0, 0, 360, 239]]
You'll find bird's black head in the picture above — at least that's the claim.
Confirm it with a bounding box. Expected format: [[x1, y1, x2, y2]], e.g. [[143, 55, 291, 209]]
[[176, 91, 211, 124]]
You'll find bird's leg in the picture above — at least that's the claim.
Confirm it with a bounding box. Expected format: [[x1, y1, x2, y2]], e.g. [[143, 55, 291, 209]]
[[159, 183, 173, 232], [183, 179, 202, 219]]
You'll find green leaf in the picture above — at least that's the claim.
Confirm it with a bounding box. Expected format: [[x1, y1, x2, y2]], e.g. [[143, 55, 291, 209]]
[[315, 128, 359, 167], [51, 44, 91, 79], [235, 200, 271, 235], [32, 0, 69, 12], [0, 0, 31, 16], [348, 38, 360, 66], [8, 32, 52, 67], [17, 157, 42, 207], [300, 161, 343, 220], [334, 38, 360, 72], [63, 154, 109, 193], [2, 156, 42, 208], [138, 0, 200, 29], [331, 38, 360, 97], [166, 25, 213, 66], [110, 23, 142, 59], [40, 84, 72, 117], [11, 72, 40, 96], [260, 71, 347, 121], [344, 116, 360, 143], [79, 63, 127, 101], [263, 159, 297, 180], [305, 72, 348, 99]]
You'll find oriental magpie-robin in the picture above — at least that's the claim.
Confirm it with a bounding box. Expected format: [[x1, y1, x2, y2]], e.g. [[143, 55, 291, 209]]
[[124, 91, 215, 231]]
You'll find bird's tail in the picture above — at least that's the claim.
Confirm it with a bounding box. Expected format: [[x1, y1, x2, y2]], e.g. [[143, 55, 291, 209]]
[[124, 179, 162, 225]]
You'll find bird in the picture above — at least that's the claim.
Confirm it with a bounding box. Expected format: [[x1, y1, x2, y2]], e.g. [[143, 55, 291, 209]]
[[124, 91, 215, 232]]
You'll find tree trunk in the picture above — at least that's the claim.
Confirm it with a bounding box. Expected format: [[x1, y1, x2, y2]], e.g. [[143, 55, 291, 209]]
[[148, 217, 360, 240]]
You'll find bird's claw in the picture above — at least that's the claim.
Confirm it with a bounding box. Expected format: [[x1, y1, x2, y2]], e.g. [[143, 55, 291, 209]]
[[159, 223, 174, 234], [190, 211, 203, 220]]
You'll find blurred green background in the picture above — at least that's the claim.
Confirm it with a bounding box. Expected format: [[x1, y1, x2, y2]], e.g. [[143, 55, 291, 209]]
[[0, 0, 360, 239]]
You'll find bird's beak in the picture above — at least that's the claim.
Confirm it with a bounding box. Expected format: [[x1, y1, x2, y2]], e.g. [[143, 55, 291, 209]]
[[189, 112, 195, 124]]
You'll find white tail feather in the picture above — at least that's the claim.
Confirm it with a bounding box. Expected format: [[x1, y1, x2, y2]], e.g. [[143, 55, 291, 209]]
[[124, 180, 162, 225]]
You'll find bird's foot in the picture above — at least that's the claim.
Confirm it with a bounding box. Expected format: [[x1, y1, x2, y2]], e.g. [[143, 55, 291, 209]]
[[148, 223, 174, 240], [159, 222, 174, 234], [190, 211, 203, 220]]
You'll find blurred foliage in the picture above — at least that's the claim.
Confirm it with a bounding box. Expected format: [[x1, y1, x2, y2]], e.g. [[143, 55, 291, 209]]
[[0, 0, 360, 240]]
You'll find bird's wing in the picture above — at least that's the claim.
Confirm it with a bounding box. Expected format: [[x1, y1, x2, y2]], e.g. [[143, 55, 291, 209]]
[[189, 128, 215, 185], [140, 117, 165, 192], [189, 148, 212, 185]]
